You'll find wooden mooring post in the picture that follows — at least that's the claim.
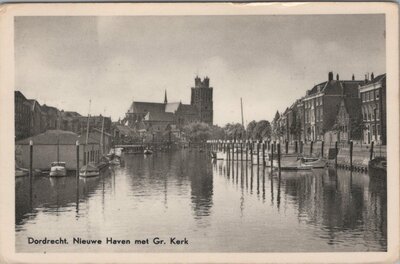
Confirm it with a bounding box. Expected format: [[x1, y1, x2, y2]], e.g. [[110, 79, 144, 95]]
[[250, 141, 253, 165], [29, 140, 33, 178], [300, 141, 303, 154], [257, 142, 260, 166], [271, 143, 274, 169], [350, 141, 353, 170], [246, 140, 248, 163], [236, 143, 239, 161], [321, 141, 324, 158], [285, 140, 288, 154], [262, 141, 266, 167], [231, 142, 235, 161], [310, 141, 314, 156], [277, 143, 281, 171], [335, 141, 338, 168], [76, 141, 80, 179], [295, 141, 298, 153], [370, 141, 374, 160], [240, 142, 243, 161]]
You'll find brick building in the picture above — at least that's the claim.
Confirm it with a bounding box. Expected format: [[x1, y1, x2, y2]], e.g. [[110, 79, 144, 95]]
[[358, 73, 386, 145], [61, 111, 82, 133], [335, 97, 363, 142], [303, 72, 364, 142], [78, 115, 112, 135], [27, 99, 45, 136], [41, 104, 62, 130], [15, 91, 31, 140]]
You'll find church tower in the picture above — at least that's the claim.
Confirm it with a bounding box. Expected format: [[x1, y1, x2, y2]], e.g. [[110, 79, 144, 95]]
[[190, 76, 213, 125]]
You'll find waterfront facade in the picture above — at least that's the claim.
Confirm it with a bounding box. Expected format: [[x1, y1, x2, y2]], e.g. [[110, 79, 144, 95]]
[[303, 72, 363, 142], [124, 76, 213, 132], [359, 74, 386, 145], [272, 72, 386, 145], [335, 97, 363, 142], [14, 91, 112, 141], [15, 130, 100, 170], [15, 91, 31, 140]]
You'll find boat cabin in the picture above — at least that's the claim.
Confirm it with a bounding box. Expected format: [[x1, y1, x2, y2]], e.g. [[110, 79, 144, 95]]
[[51, 161, 66, 167]]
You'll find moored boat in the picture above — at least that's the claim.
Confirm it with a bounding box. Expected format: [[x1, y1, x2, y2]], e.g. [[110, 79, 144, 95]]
[[368, 157, 386, 179], [110, 155, 123, 166], [210, 151, 225, 160], [79, 163, 100, 177], [144, 149, 153, 155], [49, 161, 67, 177], [15, 166, 29, 177], [273, 159, 312, 171], [301, 157, 327, 169]]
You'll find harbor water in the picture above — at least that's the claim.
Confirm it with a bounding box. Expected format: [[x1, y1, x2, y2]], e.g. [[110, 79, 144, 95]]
[[15, 149, 387, 252]]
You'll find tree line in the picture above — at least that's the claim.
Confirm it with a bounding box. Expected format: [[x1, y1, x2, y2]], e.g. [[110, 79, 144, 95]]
[[183, 120, 272, 143]]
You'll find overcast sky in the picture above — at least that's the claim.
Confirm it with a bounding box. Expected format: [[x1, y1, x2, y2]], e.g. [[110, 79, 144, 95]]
[[15, 15, 385, 126]]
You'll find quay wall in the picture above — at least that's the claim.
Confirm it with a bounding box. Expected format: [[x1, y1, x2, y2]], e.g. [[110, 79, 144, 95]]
[[209, 140, 386, 169]]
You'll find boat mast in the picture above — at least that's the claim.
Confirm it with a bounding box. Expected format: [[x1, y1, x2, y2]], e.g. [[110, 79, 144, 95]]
[[241, 97, 245, 140], [85, 99, 91, 145], [57, 135, 60, 163], [100, 109, 105, 156]]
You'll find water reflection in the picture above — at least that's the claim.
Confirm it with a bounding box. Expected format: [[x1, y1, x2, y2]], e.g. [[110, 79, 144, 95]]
[[15, 150, 386, 252], [222, 161, 387, 251]]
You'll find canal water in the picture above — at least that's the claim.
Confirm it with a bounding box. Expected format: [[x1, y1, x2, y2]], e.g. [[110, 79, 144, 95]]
[[15, 150, 387, 252]]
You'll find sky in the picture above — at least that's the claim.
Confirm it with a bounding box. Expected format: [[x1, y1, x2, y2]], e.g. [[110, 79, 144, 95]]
[[15, 15, 385, 126]]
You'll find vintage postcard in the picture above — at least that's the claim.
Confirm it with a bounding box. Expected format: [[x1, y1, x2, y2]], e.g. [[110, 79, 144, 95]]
[[0, 2, 399, 263]]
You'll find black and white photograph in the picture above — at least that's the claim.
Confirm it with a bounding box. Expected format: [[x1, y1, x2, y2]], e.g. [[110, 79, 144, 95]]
[[0, 2, 399, 263]]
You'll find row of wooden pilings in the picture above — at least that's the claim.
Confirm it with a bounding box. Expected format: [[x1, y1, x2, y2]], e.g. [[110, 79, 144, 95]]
[[207, 139, 377, 172]]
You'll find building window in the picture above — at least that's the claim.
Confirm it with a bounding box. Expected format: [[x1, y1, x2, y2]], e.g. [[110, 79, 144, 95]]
[[375, 106, 380, 120], [362, 107, 366, 120], [376, 90, 380, 100], [361, 93, 365, 102]]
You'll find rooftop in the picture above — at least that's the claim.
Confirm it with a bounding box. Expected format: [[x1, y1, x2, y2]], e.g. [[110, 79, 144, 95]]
[[16, 130, 98, 145]]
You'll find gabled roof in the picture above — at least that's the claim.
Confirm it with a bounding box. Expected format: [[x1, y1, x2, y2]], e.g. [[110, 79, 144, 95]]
[[92, 128, 113, 137], [41, 104, 60, 114], [165, 102, 181, 113], [144, 111, 174, 122], [178, 104, 197, 114], [16, 130, 98, 145], [360, 73, 386, 86], [63, 111, 81, 118], [115, 125, 137, 136], [128, 101, 165, 114], [15, 91, 27, 100], [307, 80, 364, 97], [27, 99, 42, 111]]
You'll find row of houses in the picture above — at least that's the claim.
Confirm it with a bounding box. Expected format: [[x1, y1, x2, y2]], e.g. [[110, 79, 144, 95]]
[[272, 72, 386, 145], [15, 91, 112, 140]]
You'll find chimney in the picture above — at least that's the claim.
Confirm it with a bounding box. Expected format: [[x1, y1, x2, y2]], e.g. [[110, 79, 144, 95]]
[[371, 72, 374, 80], [336, 74, 339, 80], [365, 74, 368, 83], [328, 72, 333, 81], [352, 74, 355, 81]]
